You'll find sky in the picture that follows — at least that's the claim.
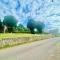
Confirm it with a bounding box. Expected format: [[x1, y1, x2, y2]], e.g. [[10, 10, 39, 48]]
[[0, 0, 60, 33]]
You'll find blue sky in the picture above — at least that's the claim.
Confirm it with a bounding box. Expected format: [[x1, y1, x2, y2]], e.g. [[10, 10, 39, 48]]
[[0, 0, 60, 33]]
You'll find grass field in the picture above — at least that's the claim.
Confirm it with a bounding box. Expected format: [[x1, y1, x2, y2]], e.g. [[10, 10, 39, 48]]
[[0, 33, 35, 38], [0, 33, 51, 39]]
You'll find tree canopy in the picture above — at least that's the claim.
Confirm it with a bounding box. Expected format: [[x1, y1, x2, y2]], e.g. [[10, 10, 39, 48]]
[[3, 15, 17, 33], [27, 18, 45, 34], [3, 15, 17, 27], [0, 19, 3, 32]]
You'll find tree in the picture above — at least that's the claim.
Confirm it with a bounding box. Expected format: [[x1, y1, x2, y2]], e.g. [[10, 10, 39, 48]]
[[3, 15, 17, 33], [35, 21, 45, 33], [27, 18, 36, 34], [17, 24, 30, 33], [27, 18, 45, 34], [0, 19, 3, 32], [17, 24, 25, 32]]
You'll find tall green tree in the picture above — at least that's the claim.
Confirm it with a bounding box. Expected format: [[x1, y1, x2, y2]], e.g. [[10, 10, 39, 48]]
[[36, 21, 45, 33], [3, 15, 17, 33], [27, 18, 45, 34], [27, 18, 36, 34], [0, 19, 3, 33]]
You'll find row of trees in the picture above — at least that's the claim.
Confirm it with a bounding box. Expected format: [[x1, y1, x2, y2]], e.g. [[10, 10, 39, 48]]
[[0, 15, 45, 34]]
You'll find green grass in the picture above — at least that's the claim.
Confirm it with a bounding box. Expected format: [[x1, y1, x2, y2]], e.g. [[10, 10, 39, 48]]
[[0, 33, 33, 38], [0, 33, 49, 39], [0, 33, 59, 49], [0, 33, 59, 39]]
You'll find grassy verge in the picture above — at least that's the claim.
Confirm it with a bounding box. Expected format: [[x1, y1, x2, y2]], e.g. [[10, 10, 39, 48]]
[[0, 33, 59, 49], [0, 33, 41, 39]]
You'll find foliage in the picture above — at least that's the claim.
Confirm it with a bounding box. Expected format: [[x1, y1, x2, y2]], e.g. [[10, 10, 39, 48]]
[[27, 18, 36, 34], [0, 16, 45, 33], [17, 24, 30, 33], [35, 21, 45, 33], [27, 18, 45, 34], [0, 19, 3, 33], [3, 15, 17, 33]]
